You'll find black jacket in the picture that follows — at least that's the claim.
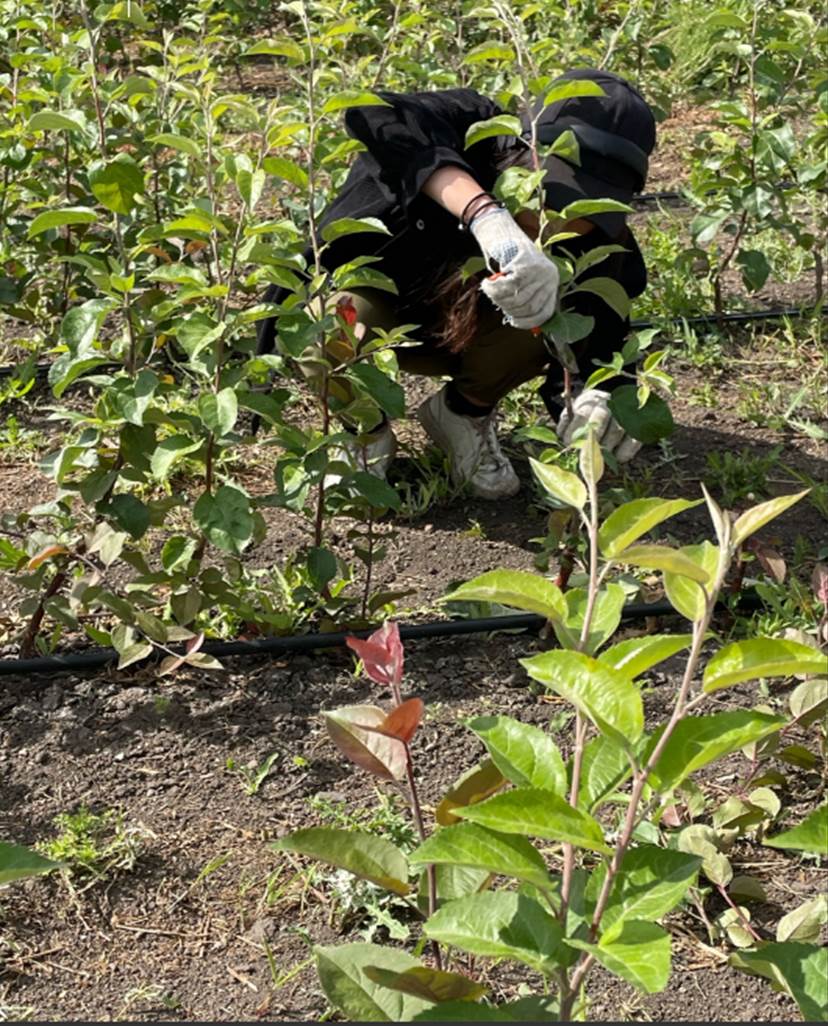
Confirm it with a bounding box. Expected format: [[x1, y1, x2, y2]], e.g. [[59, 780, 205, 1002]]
[[256, 88, 646, 366]]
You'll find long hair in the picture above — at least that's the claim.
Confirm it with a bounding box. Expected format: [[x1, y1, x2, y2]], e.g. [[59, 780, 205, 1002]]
[[431, 145, 535, 354]]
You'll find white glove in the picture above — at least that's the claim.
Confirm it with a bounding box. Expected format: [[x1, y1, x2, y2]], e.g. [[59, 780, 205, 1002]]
[[557, 389, 642, 464], [470, 208, 559, 330]]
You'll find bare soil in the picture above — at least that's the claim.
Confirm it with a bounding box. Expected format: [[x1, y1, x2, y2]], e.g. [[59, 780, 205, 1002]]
[[1, 91, 826, 1022]]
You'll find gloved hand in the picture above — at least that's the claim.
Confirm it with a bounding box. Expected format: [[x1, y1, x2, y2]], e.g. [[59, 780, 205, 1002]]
[[470, 208, 559, 330], [557, 389, 642, 464]]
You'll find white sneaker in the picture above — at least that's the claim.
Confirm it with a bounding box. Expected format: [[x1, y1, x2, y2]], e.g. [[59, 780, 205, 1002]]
[[416, 386, 520, 500], [324, 424, 397, 490]]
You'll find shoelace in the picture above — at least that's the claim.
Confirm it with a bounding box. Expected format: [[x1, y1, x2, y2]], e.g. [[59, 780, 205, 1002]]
[[473, 413, 509, 474]]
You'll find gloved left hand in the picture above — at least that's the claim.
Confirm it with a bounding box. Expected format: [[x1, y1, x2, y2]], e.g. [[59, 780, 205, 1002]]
[[469, 207, 559, 329], [557, 389, 642, 464]]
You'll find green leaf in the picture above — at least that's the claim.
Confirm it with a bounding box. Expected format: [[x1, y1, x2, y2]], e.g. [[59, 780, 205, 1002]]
[[27, 206, 97, 237], [730, 943, 828, 1023], [543, 78, 606, 107], [558, 198, 633, 221], [608, 386, 675, 444], [193, 485, 254, 555], [598, 497, 701, 557], [314, 943, 429, 1022], [303, 547, 334, 591], [551, 583, 627, 656], [703, 638, 827, 693], [529, 457, 586, 509], [579, 425, 604, 485], [149, 132, 201, 158], [522, 649, 643, 746], [776, 895, 828, 944], [346, 363, 405, 420], [262, 155, 309, 188], [349, 471, 401, 511], [436, 759, 506, 826], [599, 634, 694, 680], [105, 493, 150, 540], [765, 804, 827, 856], [647, 711, 786, 794], [150, 435, 202, 479], [161, 535, 197, 573], [424, 892, 565, 974], [578, 734, 633, 812], [456, 787, 610, 853], [463, 41, 515, 64], [321, 217, 391, 242], [418, 863, 491, 914], [620, 544, 711, 582], [321, 91, 390, 115], [732, 491, 810, 547], [244, 39, 305, 60], [274, 827, 409, 895], [663, 541, 720, 622], [88, 154, 144, 215], [27, 109, 86, 133], [48, 354, 111, 398], [789, 678, 828, 726], [468, 715, 566, 794], [60, 297, 117, 348], [363, 966, 486, 1005], [465, 114, 522, 148], [598, 845, 701, 932], [444, 569, 566, 622], [0, 842, 62, 884], [117, 640, 153, 669], [198, 388, 238, 436], [410, 822, 551, 890], [572, 277, 630, 319], [566, 921, 671, 993]]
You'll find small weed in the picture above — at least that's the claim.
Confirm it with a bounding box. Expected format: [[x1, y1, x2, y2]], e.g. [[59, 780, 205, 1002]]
[[689, 382, 718, 408], [118, 984, 181, 1020], [705, 446, 784, 508], [305, 790, 417, 941], [463, 519, 486, 539], [308, 790, 416, 851], [38, 807, 146, 890], [0, 415, 45, 459], [226, 751, 281, 795]]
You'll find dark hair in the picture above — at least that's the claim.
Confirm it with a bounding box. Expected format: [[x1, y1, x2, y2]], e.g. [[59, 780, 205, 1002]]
[[431, 144, 535, 354]]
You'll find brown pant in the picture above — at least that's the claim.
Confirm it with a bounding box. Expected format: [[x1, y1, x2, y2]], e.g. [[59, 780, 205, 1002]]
[[331, 288, 551, 410]]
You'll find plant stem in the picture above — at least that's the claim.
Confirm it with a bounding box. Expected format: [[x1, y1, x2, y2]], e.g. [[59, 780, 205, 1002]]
[[563, 527, 733, 1014], [404, 745, 442, 970]]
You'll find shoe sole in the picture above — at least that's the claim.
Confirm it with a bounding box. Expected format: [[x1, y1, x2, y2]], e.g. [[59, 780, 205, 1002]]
[[416, 396, 521, 500]]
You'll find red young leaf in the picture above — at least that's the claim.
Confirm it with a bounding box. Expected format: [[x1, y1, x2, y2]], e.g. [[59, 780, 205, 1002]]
[[381, 697, 424, 744], [324, 704, 407, 781], [345, 621, 404, 689], [336, 295, 358, 327]]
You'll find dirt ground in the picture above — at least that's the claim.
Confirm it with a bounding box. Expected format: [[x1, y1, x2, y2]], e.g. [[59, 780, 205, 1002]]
[[1, 95, 826, 1022]]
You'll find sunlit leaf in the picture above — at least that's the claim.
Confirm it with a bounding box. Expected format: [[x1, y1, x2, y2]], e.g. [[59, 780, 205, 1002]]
[[411, 822, 551, 890], [522, 649, 643, 746], [274, 827, 410, 894], [445, 569, 566, 622], [703, 638, 827, 692], [468, 715, 566, 794]]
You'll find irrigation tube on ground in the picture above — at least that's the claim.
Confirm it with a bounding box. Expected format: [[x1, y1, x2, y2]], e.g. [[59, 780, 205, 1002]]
[[0, 593, 763, 678]]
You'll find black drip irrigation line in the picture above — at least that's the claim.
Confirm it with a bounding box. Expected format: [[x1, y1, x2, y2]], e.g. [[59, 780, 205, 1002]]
[[0, 307, 821, 380], [1, 592, 764, 678], [631, 306, 824, 330]]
